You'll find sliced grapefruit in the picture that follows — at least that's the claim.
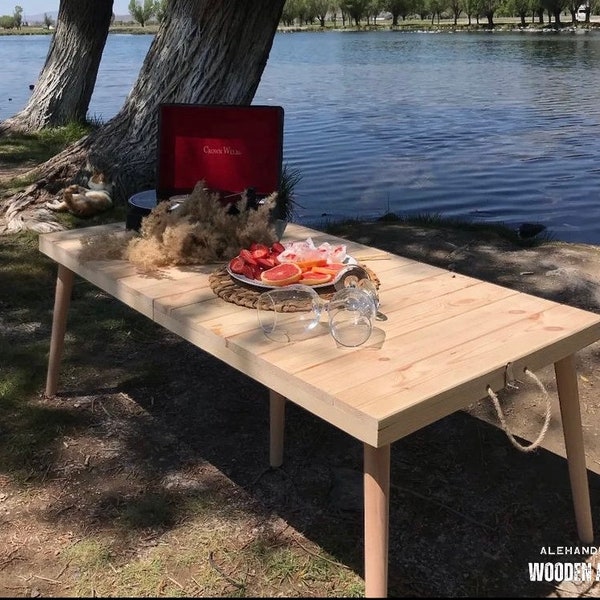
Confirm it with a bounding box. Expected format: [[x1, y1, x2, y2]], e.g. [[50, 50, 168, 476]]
[[260, 263, 303, 286], [312, 263, 347, 276], [295, 258, 328, 272], [299, 271, 333, 286]]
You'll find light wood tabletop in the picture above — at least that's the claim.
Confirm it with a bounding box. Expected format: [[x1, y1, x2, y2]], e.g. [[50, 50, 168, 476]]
[[39, 222, 600, 597]]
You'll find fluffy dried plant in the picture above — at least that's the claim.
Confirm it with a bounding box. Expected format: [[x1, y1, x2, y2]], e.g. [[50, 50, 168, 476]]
[[78, 230, 134, 263], [78, 182, 279, 273]]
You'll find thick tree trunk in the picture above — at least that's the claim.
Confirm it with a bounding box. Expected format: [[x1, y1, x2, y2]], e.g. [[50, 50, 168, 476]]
[[0, 0, 113, 133], [1, 0, 285, 234], [553, 9, 562, 24]]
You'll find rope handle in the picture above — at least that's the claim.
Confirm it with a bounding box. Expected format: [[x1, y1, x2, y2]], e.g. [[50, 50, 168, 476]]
[[486, 367, 552, 453]]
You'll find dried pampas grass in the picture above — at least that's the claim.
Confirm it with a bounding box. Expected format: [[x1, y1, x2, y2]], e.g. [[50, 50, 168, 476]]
[[79, 230, 135, 263], [79, 182, 280, 273]]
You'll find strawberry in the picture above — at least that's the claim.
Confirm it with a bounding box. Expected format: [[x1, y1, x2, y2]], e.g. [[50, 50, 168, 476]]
[[257, 256, 276, 269], [239, 248, 258, 265], [229, 256, 245, 274], [251, 264, 263, 280], [251, 245, 270, 259], [241, 264, 255, 279]]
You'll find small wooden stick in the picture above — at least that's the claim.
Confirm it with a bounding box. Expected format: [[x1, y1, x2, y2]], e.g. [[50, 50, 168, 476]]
[[353, 254, 391, 261]]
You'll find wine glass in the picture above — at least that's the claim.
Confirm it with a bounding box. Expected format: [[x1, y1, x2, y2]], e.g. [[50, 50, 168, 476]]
[[327, 286, 377, 347], [256, 284, 324, 343]]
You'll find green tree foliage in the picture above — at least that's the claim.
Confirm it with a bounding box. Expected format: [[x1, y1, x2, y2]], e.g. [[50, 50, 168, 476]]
[[154, 0, 169, 23], [542, 0, 568, 23], [0, 15, 16, 28], [504, 0, 530, 24], [460, 0, 476, 23], [385, 0, 413, 24], [447, 0, 462, 23], [342, 0, 370, 25], [296, 0, 311, 22], [413, 0, 430, 19], [282, 0, 345, 26], [366, 0, 384, 24], [281, 0, 299, 25], [530, 0, 545, 22], [427, 0, 447, 23], [13, 5, 22, 28], [329, 0, 341, 23], [311, 0, 332, 25], [128, 0, 156, 26], [478, 0, 500, 26]]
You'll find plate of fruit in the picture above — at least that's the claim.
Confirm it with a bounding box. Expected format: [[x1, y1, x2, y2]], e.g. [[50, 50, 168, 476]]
[[227, 238, 356, 289]]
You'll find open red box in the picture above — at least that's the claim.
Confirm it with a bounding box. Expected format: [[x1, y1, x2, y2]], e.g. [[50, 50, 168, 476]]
[[156, 103, 284, 203]]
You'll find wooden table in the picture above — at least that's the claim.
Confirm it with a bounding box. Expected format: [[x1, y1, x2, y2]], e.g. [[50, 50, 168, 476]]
[[40, 222, 600, 597]]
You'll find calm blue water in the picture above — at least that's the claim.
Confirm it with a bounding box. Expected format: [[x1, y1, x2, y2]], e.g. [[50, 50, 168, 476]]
[[2, 30, 600, 244]]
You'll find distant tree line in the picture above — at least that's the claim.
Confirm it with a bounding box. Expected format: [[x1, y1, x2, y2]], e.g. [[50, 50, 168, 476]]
[[127, 0, 168, 26], [281, 0, 599, 27], [0, 5, 22, 29], [1, 0, 594, 31], [0, 1, 169, 30]]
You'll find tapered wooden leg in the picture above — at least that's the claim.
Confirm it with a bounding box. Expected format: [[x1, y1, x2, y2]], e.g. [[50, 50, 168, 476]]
[[555, 354, 594, 543], [45, 264, 75, 397], [269, 390, 286, 467], [364, 443, 390, 598]]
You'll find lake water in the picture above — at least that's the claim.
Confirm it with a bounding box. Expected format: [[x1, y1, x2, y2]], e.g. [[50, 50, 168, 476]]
[[2, 30, 600, 244]]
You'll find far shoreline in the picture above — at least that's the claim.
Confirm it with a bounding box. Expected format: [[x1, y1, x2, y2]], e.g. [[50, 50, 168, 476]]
[[1, 16, 600, 37]]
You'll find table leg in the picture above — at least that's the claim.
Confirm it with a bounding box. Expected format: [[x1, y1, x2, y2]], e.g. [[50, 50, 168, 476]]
[[364, 443, 390, 598], [269, 390, 286, 468], [45, 264, 75, 398], [555, 354, 594, 543]]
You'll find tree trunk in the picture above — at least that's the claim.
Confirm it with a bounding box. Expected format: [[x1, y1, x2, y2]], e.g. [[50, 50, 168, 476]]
[[0, 0, 113, 133], [1, 0, 286, 234], [553, 9, 561, 25]]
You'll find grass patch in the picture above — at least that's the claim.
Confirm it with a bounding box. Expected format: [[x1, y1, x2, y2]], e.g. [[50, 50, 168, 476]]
[[0, 122, 91, 166], [63, 538, 114, 569], [0, 123, 96, 196]]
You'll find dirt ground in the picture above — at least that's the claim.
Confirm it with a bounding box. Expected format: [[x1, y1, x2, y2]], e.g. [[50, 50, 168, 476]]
[[4, 217, 600, 597]]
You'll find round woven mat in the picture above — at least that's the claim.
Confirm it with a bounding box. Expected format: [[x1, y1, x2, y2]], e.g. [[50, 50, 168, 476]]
[[209, 265, 380, 310]]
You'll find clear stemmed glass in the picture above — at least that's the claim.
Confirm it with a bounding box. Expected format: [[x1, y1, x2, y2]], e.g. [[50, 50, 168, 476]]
[[256, 284, 324, 343], [327, 286, 377, 347], [256, 268, 381, 347]]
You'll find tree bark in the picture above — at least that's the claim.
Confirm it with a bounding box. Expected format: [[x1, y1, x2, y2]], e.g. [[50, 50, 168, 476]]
[[0, 0, 113, 132], [1, 0, 286, 234]]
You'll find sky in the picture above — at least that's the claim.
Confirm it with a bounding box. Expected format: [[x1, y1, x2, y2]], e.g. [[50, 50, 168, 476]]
[[15, 2, 132, 16]]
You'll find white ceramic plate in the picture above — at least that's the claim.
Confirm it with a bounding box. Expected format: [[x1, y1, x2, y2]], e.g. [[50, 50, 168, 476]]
[[227, 256, 357, 290]]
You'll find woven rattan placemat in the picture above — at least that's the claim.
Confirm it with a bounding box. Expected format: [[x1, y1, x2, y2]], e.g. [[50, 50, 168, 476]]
[[209, 265, 380, 311]]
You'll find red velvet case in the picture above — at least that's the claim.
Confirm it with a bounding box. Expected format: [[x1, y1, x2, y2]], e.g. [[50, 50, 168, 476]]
[[156, 104, 284, 202]]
